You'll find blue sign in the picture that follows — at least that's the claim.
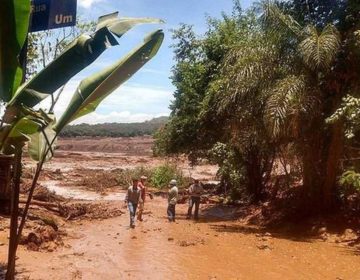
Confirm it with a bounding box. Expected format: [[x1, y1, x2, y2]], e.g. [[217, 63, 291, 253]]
[[30, 0, 77, 32]]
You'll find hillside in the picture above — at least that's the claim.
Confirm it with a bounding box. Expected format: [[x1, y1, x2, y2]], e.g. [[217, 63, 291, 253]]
[[59, 116, 168, 137]]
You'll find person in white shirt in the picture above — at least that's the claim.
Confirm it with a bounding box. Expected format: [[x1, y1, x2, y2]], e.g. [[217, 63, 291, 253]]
[[167, 179, 178, 222]]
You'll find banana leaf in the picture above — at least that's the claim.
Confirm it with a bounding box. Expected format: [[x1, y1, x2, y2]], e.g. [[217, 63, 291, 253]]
[[9, 15, 163, 108], [0, 116, 43, 154], [96, 12, 164, 37], [54, 29, 164, 132], [0, 105, 55, 153], [0, 0, 30, 102], [28, 119, 57, 162]]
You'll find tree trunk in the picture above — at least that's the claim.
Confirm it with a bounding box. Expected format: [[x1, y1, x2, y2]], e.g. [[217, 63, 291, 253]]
[[6, 147, 22, 280], [302, 122, 343, 212], [322, 122, 343, 210], [246, 149, 264, 202]]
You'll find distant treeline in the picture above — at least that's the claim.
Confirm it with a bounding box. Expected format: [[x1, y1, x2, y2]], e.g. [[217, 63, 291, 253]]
[[59, 116, 168, 137]]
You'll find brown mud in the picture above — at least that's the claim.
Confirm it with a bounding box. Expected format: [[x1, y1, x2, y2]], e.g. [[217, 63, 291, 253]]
[[1, 198, 360, 279], [1, 137, 360, 279]]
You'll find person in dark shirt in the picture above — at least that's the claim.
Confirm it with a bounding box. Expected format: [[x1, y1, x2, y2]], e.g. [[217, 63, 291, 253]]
[[125, 178, 141, 228]]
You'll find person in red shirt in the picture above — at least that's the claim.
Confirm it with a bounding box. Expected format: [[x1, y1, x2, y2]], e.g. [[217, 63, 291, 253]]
[[137, 175, 153, 221]]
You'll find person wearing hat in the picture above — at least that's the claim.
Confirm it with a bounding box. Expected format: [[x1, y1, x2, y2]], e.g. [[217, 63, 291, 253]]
[[187, 178, 204, 220], [125, 178, 141, 228], [167, 179, 178, 222], [137, 175, 153, 221]]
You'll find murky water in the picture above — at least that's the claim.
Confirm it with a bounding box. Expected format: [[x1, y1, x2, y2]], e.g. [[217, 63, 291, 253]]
[[43, 180, 125, 201]]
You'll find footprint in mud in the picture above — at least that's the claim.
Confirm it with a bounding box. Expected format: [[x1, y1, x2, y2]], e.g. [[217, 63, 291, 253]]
[[256, 244, 272, 251]]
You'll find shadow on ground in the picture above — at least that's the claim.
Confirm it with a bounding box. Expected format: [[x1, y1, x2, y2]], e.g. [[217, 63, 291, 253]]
[[182, 203, 360, 249], [0, 261, 30, 280], [0, 262, 6, 280]]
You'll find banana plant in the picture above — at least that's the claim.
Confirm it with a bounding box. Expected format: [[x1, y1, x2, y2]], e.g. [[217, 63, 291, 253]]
[[27, 29, 164, 163], [9, 12, 163, 108], [0, 3, 164, 278], [2, 12, 164, 158]]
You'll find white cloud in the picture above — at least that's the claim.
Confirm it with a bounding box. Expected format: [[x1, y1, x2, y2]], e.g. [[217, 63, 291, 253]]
[[141, 68, 169, 76], [78, 0, 104, 9], [36, 79, 173, 125]]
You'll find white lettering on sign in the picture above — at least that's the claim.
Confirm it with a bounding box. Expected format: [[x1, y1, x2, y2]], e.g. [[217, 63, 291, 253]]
[[31, 4, 46, 13], [55, 14, 73, 24]]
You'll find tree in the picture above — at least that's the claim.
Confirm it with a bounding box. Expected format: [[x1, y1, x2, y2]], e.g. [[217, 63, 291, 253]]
[[156, 4, 277, 201], [27, 19, 96, 78], [156, 0, 360, 210], [262, 1, 360, 210]]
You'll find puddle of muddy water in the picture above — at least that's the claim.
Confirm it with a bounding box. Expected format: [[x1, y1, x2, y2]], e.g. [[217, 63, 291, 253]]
[[43, 181, 125, 201]]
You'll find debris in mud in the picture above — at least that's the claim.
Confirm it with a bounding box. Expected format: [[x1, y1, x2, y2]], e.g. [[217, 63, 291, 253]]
[[19, 225, 64, 252], [25, 211, 60, 231], [74, 168, 122, 192], [59, 202, 124, 220], [168, 237, 174, 241], [178, 238, 205, 247], [21, 182, 65, 203], [257, 244, 272, 251], [178, 240, 196, 247]]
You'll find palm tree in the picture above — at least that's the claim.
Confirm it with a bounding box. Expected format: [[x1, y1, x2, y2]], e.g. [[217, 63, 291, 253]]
[[205, 1, 360, 209], [260, 1, 360, 210]]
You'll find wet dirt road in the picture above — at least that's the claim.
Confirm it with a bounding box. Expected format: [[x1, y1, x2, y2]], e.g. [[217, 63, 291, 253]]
[[9, 197, 360, 280]]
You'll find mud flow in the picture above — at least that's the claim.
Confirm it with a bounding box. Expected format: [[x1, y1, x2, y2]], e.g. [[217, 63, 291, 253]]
[[1, 137, 360, 279]]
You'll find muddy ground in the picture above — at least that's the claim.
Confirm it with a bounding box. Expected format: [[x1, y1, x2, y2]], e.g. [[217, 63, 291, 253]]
[[1, 137, 360, 279]]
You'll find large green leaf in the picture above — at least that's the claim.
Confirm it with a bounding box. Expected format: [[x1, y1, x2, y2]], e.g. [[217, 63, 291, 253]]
[[9, 15, 163, 108], [0, 116, 42, 154], [28, 120, 57, 162], [55, 29, 164, 132], [7, 117, 42, 138], [0, 0, 30, 102], [0, 107, 55, 154]]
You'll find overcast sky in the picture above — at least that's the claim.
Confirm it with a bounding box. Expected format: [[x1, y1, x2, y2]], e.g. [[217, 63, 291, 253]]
[[45, 0, 254, 124]]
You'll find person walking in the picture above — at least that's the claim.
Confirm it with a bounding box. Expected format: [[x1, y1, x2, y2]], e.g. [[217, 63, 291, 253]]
[[187, 178, 204, 220], [125, 178, 141, 228], [137, 175, 153, 221], [167, 179, 178, 222]]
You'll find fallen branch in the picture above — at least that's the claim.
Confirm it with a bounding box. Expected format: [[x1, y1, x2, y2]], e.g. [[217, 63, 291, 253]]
[[19, 199, 58, 209]]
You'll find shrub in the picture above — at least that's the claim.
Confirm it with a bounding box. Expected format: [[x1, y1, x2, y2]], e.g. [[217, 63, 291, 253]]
[[116, 166, 153, 189], [150, 163, 190, 189]]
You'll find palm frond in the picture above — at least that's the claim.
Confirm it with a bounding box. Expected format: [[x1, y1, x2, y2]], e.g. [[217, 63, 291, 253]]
[[216, 42, 278, 114], [262, 2, 303, 38], [265, 75, 307, 137], [299, 25, 340, 71]]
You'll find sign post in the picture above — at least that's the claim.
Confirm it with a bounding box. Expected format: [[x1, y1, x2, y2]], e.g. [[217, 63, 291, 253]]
[[30, 0, 77, 32]]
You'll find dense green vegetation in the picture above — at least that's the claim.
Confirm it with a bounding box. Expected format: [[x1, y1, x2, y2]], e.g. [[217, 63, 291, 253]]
[[155, 0, 360, 214], [59, 116, 168, 137]]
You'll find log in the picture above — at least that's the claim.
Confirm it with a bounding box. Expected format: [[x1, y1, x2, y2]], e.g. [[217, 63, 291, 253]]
[[19, 199, 58, 209]]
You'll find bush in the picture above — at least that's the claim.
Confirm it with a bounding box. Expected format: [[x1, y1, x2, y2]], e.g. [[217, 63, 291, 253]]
[[150, 163, 190, 189], [116, 166, 153, 189]]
